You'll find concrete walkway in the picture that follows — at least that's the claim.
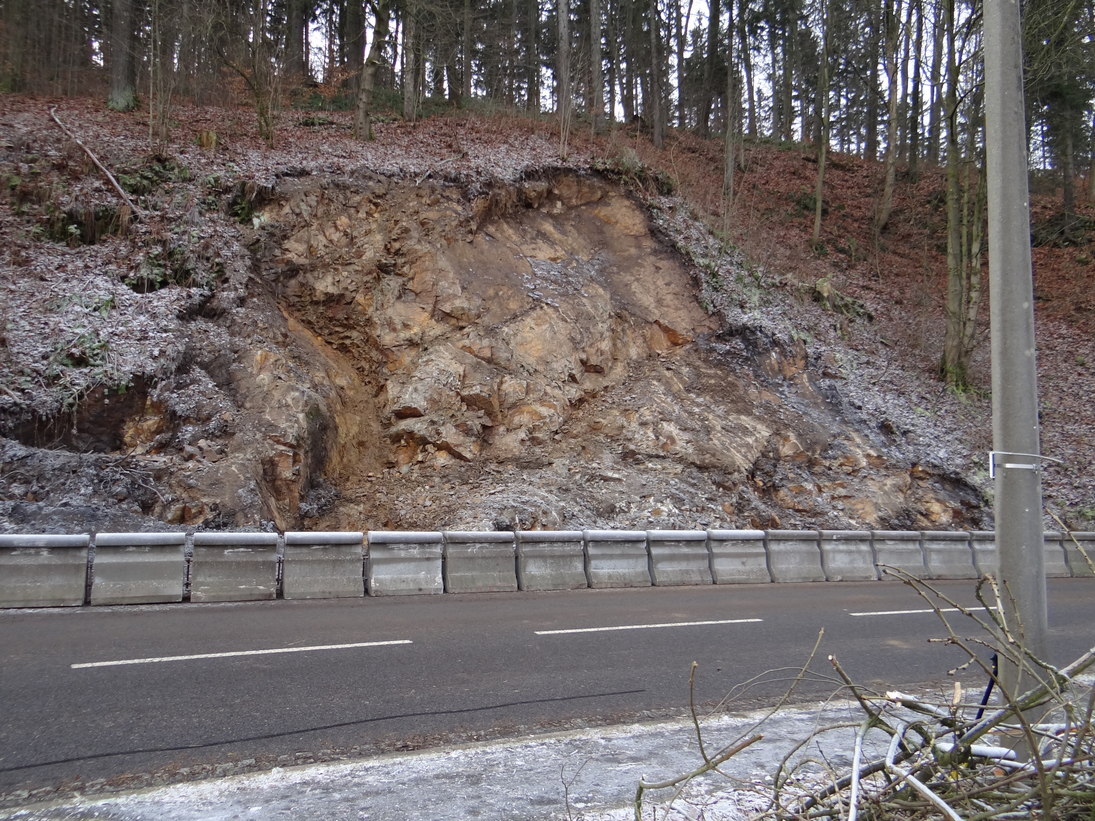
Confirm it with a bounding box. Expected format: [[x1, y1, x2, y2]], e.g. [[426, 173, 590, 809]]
[[0, 701, 870, 821]]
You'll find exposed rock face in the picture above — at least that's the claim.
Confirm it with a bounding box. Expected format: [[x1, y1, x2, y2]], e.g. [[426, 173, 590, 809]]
[[0, 170, 986, 533]]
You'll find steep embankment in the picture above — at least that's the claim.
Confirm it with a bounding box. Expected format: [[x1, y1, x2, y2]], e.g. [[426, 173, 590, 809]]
[[0, 102, 995, 533]]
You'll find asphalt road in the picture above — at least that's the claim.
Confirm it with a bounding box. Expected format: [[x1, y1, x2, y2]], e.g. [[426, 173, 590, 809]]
[[2, 579, 1092, 801]]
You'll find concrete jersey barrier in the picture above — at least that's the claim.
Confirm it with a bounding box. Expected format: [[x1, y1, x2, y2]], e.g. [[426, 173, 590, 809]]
[[283, 532, 365, 599], [1062, 532, 1094, 577], [818, 530, 877, 581], [1042, 532, 1071, 578], [515, 530, 587, 591], [872, 531, 928, 579], [921, 531, 975, 579], [647, 530, 712, 586], [707, 530, 770, 583], [443, 531, 518, 594], [191, 532, 279, 602], [970, 531, 998, 577], [0, 534, 90, 607], [367, 531, 444, 595], [2, 528, 1093, 608], [584, 530, 651, 588], [765, 530, 824, 582], [91, 532, 186, 605]]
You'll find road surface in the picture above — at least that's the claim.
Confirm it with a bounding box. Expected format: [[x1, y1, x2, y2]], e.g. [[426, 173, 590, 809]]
[[2, 579, 1092, 801]]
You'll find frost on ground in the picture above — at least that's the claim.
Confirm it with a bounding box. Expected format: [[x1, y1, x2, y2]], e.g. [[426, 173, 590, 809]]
[[0, 704, 868, 821]]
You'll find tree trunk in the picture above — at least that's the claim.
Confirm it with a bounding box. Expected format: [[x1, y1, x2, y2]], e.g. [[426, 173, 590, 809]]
[[907, 0, 923, 175], [525, 0, 539, 110], [1061, 125, 1076, 213], [605, 0, 619, 119], [345, 0, 366, 79], [925, 2, 944, 163], [402, 9, 418, 121], [621, 0, 639, 123], [780, 5, 795, 142], [463, 0, 474, 103], [940, 0, 985, 390], [354, 0, 393, 139], [109, 0, 138, 111], [285, 0, 309, 85], [863, 1, 880, 160], [648, 0, 664, 147], [873, 0, 903, 237], [738, 0, 756, 138], [590, 0, 605, 129], [767, 10, 781, 139], [1089, 112, 1095, 204], [558, 0, 572, 156], [674, 0, 688, 127], [811, 0, 829, 247], [149, 0, 179, 145], [896, 0, 914, 158], [698, 0, 719, 136], [722, 1, 738, 232]]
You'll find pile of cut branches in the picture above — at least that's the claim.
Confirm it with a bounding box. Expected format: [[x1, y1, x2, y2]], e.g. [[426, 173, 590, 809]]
[[636, 565, 1095, 821]]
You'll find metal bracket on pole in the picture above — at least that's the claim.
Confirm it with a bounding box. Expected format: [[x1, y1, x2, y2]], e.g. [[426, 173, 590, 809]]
[[988, 451, 1063, 480]]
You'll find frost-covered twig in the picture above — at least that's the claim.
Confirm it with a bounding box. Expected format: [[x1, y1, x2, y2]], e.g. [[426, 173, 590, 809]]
[[637, 571, 1095, 821]]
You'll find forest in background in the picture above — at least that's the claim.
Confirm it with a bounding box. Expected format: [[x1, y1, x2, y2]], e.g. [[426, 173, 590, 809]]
[[0, 0, 1090, 391], [0, 0, 1093, 391], [2, 1, 1091, 176]]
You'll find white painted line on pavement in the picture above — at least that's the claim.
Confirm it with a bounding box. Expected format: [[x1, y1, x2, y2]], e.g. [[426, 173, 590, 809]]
[[535, 618, 762, 636], [71, 639, 413, 669], [850, 607, 991, 617]]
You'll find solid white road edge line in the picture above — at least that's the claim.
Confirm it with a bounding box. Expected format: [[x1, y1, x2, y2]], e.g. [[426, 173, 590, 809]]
[[71, 639, 413, 669], [535, 618, 762, 636]]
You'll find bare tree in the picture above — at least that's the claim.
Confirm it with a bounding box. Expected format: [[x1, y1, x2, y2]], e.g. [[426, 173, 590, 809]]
[[557, 0, 572, 156], [940, 0, 985, 390], [215, 0, 281, 145], [873, 0, 905, 236], [355, 0, 394, 139], [811, 0, 830, 247], [108, 0, 139, 111], [590, 0, 605, 130]]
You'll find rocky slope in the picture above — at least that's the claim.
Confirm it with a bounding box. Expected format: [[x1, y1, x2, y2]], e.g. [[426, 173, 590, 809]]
[[2, 99, 1079, 534]]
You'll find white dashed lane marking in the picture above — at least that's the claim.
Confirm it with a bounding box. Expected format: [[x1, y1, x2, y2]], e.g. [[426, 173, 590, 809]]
[[71, 639, 413, 669], [535, 618, 762, 636]]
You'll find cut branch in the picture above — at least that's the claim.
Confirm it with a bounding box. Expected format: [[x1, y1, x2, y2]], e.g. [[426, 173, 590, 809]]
[[48, 107, 144, 218]]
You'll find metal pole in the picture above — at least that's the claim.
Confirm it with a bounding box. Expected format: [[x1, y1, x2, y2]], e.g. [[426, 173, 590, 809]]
[[983, 0, 1049, 702]]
